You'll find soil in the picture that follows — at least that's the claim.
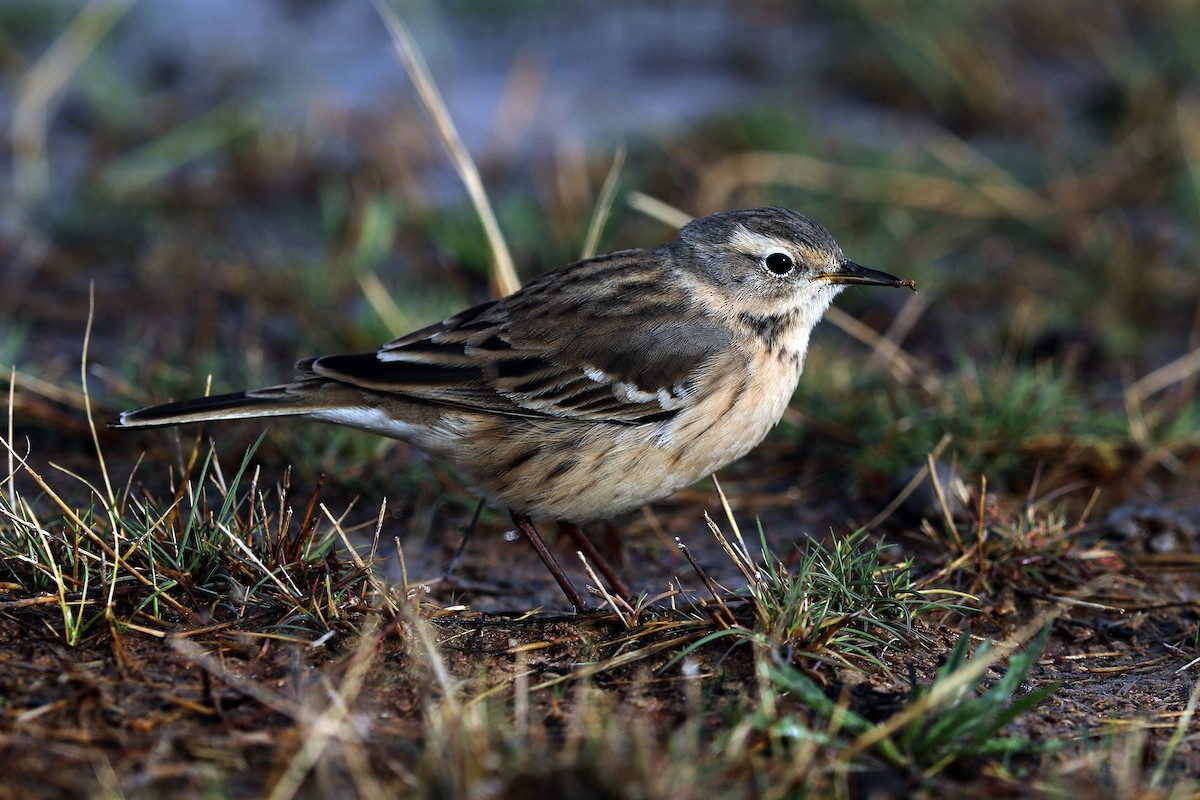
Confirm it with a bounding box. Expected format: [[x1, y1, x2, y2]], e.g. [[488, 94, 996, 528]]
[[3, 460, 1199, 798]]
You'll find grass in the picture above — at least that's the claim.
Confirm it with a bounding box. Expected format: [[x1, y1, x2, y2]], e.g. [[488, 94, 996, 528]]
[[0, 422, 955, 794], [687, 515, 946, 672], [1, 421, 378, 645], [405, 628, 1061, 798], [766, 626, 1062, 778], [5, 1, 1200, 797], [789, 350, 1197, 496], [2, 376, 1078, 796]]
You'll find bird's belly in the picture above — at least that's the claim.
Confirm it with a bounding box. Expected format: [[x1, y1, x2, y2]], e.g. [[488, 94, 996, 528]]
[[451, 355, 802, 522]]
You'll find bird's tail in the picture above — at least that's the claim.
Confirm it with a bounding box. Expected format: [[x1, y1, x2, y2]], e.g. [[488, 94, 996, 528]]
[[109, 383, 325, 430]]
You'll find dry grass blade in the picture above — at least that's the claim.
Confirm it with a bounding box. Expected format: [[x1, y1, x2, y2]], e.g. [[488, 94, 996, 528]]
[[1126, 346, 1200, 406], [406, 595, 460, 708], [170, 637, 305, 718], [838, 579, 1109, 763], [357, 270, 414, 338], [81, 286, 115, 509], [710, 475, 751, 559], [12, 0, 135, 203], [926, 452, 963, 549], [823, 306, 934, 392], [526, 631, 709, 694], [581, 145, 626, 259], [372, 0, 520, 296], [577, 552, 633, 627], [217, 520, 306, 608], [865, 290, 931, 373], [677, 538, 735, 627], [865, 433, 953, 530], [5, 367, 14, 512], [696, 151, 1055, 220], [1151, 676, 1200, 787], [703, 511, 757, 589], [0, 436, 192, 615], [1, 367, 87, 410], [627, 192, 693, 229], [264, 619, 387, 800], [322, 501, 398, 618], [483, 53, 544, 158]]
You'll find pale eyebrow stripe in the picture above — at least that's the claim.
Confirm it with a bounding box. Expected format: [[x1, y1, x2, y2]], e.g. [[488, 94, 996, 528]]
[[724, 224, 787, 254], [725, 224, 831, 267]]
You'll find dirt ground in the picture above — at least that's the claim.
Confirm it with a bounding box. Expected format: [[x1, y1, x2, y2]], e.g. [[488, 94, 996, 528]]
[[2, 455, 1199, 798], [5, 3, 1200, 796]]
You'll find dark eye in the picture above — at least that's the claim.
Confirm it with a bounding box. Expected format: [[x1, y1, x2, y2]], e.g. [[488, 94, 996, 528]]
[[764, 251, 794, 275]]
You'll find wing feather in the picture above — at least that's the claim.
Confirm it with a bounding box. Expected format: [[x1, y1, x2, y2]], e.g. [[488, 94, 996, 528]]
[[305, 249, 737, 424]]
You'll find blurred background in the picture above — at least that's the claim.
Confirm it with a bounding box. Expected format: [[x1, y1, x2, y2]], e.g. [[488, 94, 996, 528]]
[[2, 0, 1198, 598]]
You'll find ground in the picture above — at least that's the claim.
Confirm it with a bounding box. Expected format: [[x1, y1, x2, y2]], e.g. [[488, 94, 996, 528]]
[[3, 2, 1200, 798]]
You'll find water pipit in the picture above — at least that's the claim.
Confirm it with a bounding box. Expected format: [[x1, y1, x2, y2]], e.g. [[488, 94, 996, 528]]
[[111, 207, 916, 610]]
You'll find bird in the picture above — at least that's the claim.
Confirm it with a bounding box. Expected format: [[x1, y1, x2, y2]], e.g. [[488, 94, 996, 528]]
[[110, 207, 915, 611]]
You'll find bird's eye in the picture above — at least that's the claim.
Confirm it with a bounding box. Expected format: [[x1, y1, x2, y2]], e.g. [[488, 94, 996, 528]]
[[763, 251, 795, 275]]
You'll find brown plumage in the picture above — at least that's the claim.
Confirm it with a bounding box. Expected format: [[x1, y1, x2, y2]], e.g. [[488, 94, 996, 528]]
[[111, 207, 915, 610]]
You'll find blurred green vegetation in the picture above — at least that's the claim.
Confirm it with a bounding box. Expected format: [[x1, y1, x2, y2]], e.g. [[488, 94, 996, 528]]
[[3, 2, 1200, 797], [1, 1, 1195, 506]]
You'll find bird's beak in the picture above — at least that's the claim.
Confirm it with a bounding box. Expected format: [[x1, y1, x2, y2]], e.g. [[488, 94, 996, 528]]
[[817, 260, 917, 291]]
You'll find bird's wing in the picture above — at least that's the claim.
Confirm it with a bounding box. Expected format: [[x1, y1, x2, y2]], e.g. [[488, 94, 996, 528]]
[[304, 254, 737, 425]]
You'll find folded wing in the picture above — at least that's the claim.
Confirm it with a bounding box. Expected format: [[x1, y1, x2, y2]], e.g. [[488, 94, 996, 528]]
[[306, 263, 737, 425]]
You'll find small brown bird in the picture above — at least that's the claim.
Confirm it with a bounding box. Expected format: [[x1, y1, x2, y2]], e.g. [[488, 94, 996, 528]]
[[111, 207, 915, 610]]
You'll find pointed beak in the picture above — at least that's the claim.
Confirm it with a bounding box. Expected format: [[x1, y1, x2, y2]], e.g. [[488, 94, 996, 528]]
[[816, 260, 917, 291]]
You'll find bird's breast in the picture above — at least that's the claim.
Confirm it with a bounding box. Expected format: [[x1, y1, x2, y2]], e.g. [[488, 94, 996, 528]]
[[426, 327, 811, 523]]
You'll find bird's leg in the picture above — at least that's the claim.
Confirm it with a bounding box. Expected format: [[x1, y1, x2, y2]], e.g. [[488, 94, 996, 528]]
[[443, 497, 486, 579], [510, 511, 587, 612], [557, 521, 631, 600]]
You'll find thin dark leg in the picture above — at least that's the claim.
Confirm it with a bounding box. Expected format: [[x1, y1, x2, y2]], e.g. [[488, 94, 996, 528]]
[[510, 511, 587, 612], [443, 497, 486, 579], [557, 521, 631, 600]]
